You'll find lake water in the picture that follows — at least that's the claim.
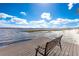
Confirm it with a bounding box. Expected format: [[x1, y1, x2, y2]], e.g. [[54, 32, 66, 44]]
[[0, 29, 31, 43], [0, 28, 63, 47]]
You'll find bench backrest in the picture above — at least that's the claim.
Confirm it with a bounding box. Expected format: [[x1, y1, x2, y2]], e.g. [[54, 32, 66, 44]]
[[45, 35, 63, 55]]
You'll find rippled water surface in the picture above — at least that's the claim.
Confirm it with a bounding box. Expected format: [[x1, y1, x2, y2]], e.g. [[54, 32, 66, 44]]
[[0, 29, 31, 43], [0, 29, 63, 47]]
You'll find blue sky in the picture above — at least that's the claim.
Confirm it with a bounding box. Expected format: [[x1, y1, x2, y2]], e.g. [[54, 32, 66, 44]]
[[0, 3, 79, 28]]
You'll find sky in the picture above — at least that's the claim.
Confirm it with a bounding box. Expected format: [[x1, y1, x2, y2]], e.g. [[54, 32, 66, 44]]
[[0, 3, 79, 28]]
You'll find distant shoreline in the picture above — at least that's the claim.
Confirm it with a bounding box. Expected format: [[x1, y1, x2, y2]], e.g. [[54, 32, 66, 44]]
[[0, 27, 79, 29]]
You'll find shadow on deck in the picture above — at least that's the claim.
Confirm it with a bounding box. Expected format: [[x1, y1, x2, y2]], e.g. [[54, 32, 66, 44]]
[[28, 42, 79, 56], [48, 42, 79, 56]]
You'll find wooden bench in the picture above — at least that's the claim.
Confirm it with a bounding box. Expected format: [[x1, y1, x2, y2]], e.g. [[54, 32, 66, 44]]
[[35, 35, 63, 56]]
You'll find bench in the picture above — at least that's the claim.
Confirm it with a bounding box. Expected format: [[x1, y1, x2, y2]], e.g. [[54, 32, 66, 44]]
[[35, 35, 63, 56]]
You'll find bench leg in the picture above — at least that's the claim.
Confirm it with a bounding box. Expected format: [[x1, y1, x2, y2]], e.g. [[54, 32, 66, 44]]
[[35, 46, 40, 56], [35, 48, 38, 56], [59, 41, 62, 51]]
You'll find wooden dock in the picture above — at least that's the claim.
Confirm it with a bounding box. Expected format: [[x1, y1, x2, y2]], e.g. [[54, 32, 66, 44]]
[[17, 41, 79, 56], [28, 41, 79, 56], [0, 39, 79, 56], [48, 42, 79, 56], [22, 41, 79, 56]]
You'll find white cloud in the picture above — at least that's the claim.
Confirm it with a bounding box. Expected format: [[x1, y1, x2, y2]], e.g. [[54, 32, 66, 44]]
[[41, 12, 51, 20], [0, 20, 7, 25], [20, 12, 26, 16], [29, 20, 48, 28], [0, 13, 13, 18], [68, 3, 73, 10], [49, 18, 67, 25], [0, 13, 28, 26], [49, 18, 79, 28], [11, 17, 28, 25], [68, 3, 77, 10], [0, 13, 79, 28], [0, 24, 31, 28], [50, 18, 79, 25]]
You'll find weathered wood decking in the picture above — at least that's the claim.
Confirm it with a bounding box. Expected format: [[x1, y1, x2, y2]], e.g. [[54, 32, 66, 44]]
[[0, 40, 79, 56], [34, 42, 79, 56], [20, 41, 79, 56], [48, 42, 79, 56]]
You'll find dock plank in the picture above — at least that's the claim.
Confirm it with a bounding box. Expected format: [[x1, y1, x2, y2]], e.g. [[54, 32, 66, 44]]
[[68, 43, 73, 56], [73, 44, 77, 56], [63, 43, 71, 56], [76, 44, 79, 56], [56, 42, 66, 56], [49, 46, 59, 56]]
